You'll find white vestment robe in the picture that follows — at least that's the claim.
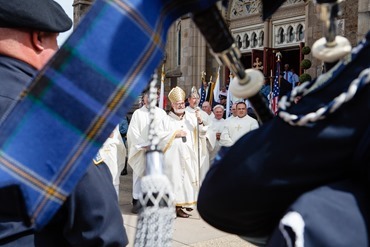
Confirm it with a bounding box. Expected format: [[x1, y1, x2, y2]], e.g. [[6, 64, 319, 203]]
[[219, 115, 259, 147], [159, 111, 205, 208], [99, 125, 126, 196], [127, 105, 167, 199], [185, 107, 216, 183], [209, 118, 226, 164]]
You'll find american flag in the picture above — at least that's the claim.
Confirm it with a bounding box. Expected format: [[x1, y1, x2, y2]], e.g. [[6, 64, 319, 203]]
[[270, 62, 280, 115]]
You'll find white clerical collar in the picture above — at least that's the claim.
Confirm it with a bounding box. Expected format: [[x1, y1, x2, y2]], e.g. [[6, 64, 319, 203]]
[[169, 111, 185, 120]]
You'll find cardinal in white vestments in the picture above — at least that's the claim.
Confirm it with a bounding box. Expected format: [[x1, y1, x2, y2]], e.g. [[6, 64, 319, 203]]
[[126, 90, 167, 213], [185, 87, 216, 184], [158, 86, 204, 218], [219, 101, 259, 147]]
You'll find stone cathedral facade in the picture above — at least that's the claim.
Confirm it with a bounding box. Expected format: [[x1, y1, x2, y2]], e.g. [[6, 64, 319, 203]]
[[73, 0, 370, 109]]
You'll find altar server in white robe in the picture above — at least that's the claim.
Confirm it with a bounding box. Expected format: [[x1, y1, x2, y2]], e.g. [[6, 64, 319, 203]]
[[185, 87, 216, 183], [219, 101, 259, 147], [201, 101, 215, 118], [127, 90, 167, 213], [159, 86, 205, 218], [98, 125, 126, 197], [209, 104, 226, 164]]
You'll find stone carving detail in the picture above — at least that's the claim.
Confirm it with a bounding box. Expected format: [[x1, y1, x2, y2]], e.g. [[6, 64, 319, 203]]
[[283, 0, 305, 5], [231, 0, 262, 18], [230, 0, 304, 19], [337, 19, 345, 36]]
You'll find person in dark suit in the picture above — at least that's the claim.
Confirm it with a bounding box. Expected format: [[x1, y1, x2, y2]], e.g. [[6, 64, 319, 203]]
[[278, 72, 292, 100], [0, 1, 128, 246]]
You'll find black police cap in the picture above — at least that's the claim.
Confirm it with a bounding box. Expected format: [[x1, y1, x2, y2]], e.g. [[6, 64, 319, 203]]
[[0, 0, 72, 32]]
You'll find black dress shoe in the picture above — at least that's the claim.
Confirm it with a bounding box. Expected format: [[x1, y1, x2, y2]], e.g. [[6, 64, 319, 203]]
[[131, 199, 140, 214], [120, 168, 127, 176], [185, 207, 193, 212]]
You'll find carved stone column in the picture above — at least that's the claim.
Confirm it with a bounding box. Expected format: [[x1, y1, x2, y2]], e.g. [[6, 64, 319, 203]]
[[73, 0, 94, 26], [357, 0, 370, 42], [263, 18, 270, 47], [179, 16, 207, 94]]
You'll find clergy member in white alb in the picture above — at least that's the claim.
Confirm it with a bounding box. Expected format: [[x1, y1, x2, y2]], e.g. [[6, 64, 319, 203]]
[[201, 101, 215, 118], [209, 104, 226, 164], [126, 89, 167, 213], [219, 101, 259, 147], [159, 86, 203, 218], [97, 125, 126, 197], [185, 87, 215, 184]]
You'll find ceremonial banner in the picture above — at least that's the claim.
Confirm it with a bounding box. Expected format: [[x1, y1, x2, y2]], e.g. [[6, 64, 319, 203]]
[[212, 66, 221, 106], [0, 0, 218, 229]]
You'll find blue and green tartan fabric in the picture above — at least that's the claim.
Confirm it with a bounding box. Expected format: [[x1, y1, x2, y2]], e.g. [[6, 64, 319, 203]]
[[0, 0, 218, 229]]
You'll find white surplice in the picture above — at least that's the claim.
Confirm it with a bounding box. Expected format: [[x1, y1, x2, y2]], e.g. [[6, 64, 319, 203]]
[[209, 117, 226, 164], [159, 111, 205, 208], [127, 105, 167, 200], [99, 125, 126, 196], [185, 107, 216, 183], [219, 115, 259, 147]]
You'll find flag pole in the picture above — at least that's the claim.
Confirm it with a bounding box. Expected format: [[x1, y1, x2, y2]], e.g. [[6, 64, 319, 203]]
[[226, 72, 232, 118], [159, 64, 165, 109], [208, 75, 213, 104], [276, 52, 282, 87]]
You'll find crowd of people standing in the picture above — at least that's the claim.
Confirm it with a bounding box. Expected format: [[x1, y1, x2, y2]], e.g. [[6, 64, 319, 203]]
[[100, 65, 302, 221], [95, 64, 299, 230], [110, 84, 259, 218]]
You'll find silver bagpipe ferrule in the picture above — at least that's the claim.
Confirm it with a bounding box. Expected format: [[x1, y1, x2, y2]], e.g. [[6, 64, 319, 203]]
[[145, 150, 165, 176], [312, 0, 351, 64]]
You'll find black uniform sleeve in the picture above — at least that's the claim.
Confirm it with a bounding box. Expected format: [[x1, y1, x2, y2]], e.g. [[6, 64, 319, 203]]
[[35, 163, 128, 247]]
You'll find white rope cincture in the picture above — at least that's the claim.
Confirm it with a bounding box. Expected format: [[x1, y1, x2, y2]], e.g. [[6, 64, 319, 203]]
[[278, 68, 370, 126]]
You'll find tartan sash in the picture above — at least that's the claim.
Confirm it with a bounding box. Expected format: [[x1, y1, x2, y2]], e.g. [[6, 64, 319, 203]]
[[0, 0, 218, 229]]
